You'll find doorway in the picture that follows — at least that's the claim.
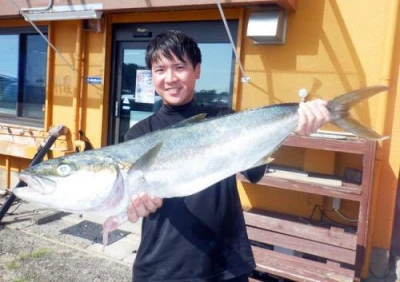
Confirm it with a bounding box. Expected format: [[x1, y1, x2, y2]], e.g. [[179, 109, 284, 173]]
[[108, 20, 238, 145]]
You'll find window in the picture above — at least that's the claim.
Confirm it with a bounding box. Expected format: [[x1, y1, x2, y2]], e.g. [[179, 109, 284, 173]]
[[0, 27, 48, 127], [195, 43, 235, 107]]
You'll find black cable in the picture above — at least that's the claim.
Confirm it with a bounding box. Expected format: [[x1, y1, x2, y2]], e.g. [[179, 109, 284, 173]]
[[307, 204, 354, 229]]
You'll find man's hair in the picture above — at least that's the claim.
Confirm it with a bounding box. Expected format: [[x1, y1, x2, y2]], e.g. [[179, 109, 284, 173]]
[[145, 30, 202, 69]]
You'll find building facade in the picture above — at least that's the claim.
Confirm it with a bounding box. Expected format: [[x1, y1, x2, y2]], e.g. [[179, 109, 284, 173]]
[[1, 0, 399, 278]]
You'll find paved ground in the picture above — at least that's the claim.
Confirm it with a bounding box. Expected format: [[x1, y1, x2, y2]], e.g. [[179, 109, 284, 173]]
[[0, 193, 399, 282], [0, 197, 141, 282]]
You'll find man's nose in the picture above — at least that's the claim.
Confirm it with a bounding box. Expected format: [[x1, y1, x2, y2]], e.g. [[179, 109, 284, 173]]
[[165, 69, 177, 82]]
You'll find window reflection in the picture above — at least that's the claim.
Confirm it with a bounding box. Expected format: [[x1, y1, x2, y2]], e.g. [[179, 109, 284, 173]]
[[119, 49, 156, 142], [0, 31, 47, 126], [195, 43, 234, 107], [22, 35, 47, 119], [0, 35, 18, 115]]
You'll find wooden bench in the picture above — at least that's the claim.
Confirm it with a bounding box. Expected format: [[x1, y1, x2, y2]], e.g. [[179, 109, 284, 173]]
[[244, 209, 357, 282]]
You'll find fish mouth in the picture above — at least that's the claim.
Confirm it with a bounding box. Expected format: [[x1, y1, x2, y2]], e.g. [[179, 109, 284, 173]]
[[18, 173, 56, 194]]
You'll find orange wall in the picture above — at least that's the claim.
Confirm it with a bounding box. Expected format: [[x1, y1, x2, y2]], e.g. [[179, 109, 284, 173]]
[[48, 21, 106, 150]]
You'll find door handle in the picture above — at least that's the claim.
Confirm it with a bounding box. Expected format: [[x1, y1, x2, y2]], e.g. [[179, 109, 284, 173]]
[[115, 100, 119, 117]]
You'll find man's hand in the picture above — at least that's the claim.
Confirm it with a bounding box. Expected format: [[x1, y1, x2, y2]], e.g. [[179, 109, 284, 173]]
[[127, 193, 163, 223], [296, 99, 330, 135]]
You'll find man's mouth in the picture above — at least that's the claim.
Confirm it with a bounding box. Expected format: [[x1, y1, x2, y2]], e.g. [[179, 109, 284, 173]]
[[165, 87, 180, 94]]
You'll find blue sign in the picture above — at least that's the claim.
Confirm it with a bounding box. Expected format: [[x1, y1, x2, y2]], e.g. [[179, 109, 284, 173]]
[[86, 76, 102, 85]]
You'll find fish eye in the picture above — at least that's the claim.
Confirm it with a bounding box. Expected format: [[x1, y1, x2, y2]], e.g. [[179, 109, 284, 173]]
[[57, 164, 71, 177]]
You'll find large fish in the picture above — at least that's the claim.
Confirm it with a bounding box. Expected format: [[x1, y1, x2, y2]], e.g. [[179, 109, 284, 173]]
[[14, 85, 388, 245]]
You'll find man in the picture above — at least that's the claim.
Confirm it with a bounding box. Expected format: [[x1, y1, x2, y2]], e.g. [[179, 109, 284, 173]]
[[125, 30, 330, 281]]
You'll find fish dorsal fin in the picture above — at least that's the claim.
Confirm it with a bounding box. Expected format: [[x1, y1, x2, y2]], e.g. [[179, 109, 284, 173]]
[[170, 113, 207, 128], [128, 142, 163, 175]]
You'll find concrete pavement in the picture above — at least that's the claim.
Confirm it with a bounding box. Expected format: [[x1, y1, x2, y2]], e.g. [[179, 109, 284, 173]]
[[0, 196, 142, 268]]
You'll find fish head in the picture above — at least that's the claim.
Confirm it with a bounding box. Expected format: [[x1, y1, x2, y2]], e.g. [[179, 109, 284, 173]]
[[15, 152, 123, 213]]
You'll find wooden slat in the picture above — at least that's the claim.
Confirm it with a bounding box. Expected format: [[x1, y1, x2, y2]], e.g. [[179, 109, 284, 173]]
[[283, 135, 368, 154], [252, 246, 354, 282], [238, 173, 362, 201], [244, 210, 357, 250], [247, 226, 356, 265]]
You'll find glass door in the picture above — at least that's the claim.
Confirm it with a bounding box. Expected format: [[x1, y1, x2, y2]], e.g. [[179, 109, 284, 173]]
[[113, 42, 160, 144], [109, 21, 238, 144]]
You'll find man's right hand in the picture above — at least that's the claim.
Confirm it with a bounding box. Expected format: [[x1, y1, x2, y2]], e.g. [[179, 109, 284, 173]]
[[127, 193, 163, 223]]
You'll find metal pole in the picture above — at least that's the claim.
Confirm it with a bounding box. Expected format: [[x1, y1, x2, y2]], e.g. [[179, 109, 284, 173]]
[[0, 125, 68, 222]]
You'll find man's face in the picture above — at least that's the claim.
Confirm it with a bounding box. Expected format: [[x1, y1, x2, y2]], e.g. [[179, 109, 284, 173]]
[[151, 53, 200, 106]]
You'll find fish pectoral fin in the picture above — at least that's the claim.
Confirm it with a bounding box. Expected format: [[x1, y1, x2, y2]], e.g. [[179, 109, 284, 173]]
[[127, 142, 162, 182], [102, 213, 128, 249], [131, 142, 163, 171], [128, 169, 146, 184], [170, 113, 207, 128]]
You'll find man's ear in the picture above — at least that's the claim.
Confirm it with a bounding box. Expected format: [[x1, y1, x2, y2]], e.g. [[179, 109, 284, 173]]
[[195, 63, 201, 79]]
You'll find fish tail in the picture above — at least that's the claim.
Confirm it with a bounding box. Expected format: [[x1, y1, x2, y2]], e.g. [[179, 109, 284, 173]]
[[327, 85, 389, 140]]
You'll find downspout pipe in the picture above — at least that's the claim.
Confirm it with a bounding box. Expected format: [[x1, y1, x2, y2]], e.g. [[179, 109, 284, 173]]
[[20, 0, 53, 12]]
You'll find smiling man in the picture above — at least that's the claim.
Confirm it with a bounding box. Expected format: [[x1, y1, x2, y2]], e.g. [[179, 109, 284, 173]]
[[124, 30, 329, 282]]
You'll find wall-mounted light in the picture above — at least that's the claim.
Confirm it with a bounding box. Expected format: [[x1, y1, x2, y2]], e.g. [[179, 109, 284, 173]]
[[21, 4, 103, 21], [247, 7, 287, 45]]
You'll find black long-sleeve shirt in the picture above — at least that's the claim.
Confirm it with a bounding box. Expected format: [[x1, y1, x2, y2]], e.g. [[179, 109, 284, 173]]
[[125, 101, 265, 282]]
